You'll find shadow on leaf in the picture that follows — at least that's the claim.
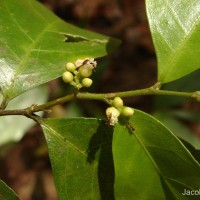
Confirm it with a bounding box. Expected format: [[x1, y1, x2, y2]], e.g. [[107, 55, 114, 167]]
[[87, 120, 115, 200]]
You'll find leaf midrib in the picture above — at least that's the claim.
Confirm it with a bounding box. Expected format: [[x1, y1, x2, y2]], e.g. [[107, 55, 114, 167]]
[[42, 121, 87, 157], [158, 0, 200, 82], [4, 19, 58, 98], [127, 125, 162, 176], [4, 0, 34, 42], [42, 120, 102, 199], [3, 0, 60, 98], [126, 125, 199, 192]]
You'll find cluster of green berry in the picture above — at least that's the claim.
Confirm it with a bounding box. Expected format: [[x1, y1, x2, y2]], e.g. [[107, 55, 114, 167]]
[[62, 58, 97, 89], [106, 97, 134, 126]]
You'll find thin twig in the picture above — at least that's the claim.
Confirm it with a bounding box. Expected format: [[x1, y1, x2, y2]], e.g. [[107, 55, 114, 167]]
[[0, 87, 198, 118]]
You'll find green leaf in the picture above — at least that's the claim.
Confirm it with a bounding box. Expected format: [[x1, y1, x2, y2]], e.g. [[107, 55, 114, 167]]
[[41, 118, 114, 200], [146, 0, 200, 83], [180, 140, 200, 164], [113, 110, 200, 199], [0, 0, 119, 101], [0, 85, 48, 146], [172, 110, 200, 123], [153, 111, 200, 150], [0, 179, 20, 200]]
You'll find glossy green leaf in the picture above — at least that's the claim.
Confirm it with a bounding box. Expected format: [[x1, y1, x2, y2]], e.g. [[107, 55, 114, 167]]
[[0, 0, 118, 101], [41, 118, 114, 200], [0, 85, 48, 146], [146, 0, 200, 83], [113, 110, 200, 199], [0, 179, 19, 200], [154, 111, 200, 150]]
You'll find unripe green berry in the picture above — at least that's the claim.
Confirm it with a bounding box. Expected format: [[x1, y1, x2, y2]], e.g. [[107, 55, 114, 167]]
[[106, 107, 120, 118], [79, 66, 92, 77], [62, 71, 74, 83], [66, 62, 76, 72], [106, 107, 120, 126], [121, 107, 134, 117], [82, 78, 93, 87], [113, 97, 123, 108]]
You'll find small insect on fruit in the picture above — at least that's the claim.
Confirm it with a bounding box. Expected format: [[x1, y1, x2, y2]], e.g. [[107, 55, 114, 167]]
[[75, 58, 97, 70]]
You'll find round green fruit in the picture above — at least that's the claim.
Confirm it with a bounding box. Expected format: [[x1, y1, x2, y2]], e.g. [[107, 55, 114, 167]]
[[121, 107, 134, 117], [82, 78, 93, 87], [113, 97, 123, 108], [106, 107, 120, 118], [66, 62, 76, 72], [79, 66, 92, 77], [62, 71, 74, 83]]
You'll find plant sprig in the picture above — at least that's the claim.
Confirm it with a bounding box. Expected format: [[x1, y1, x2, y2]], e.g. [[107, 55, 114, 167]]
[[0, 86, 198, 120]]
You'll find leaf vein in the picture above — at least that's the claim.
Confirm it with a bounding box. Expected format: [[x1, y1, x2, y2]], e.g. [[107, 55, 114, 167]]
[[159, 1, 200, 82], [4, 19, 59, 98], [4, 0, 34, 42]]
